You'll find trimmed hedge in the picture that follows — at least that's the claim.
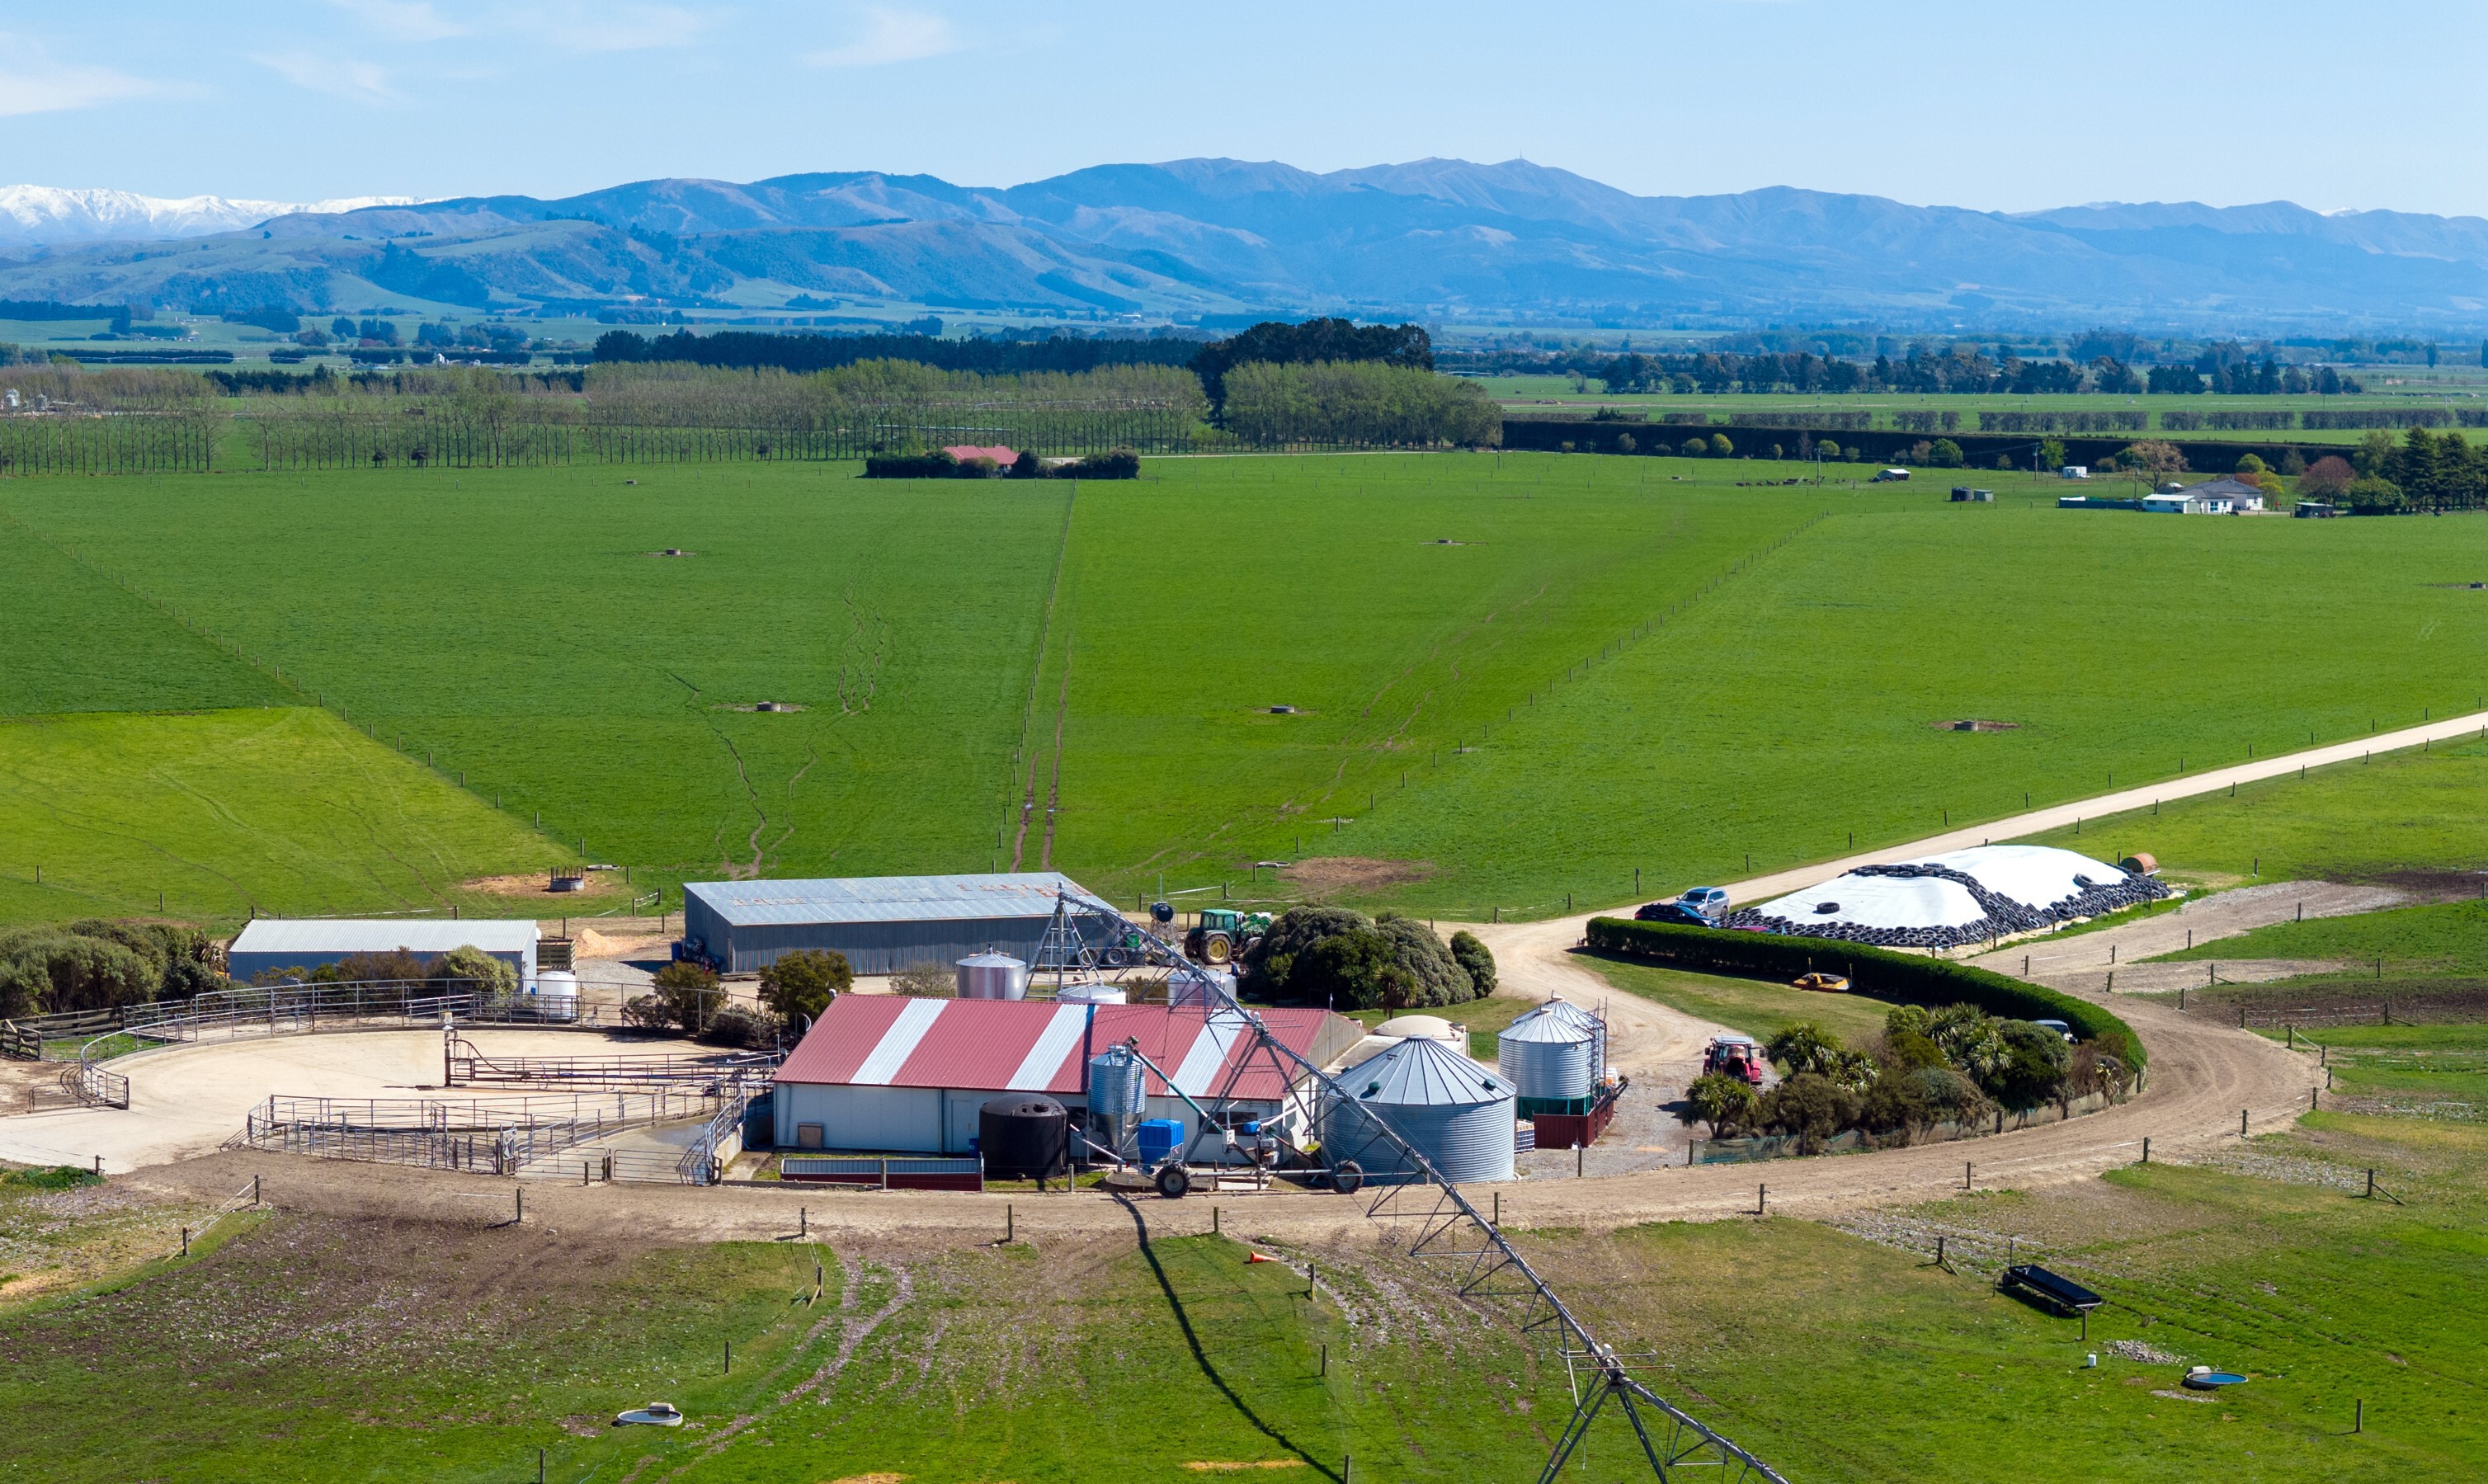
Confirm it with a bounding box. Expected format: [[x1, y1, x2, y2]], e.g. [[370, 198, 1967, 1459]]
[[1584, 918, 2144, 1071]]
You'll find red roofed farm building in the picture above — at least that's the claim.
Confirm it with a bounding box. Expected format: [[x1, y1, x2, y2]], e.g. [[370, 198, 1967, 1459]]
[[771, 996, 1359, 1158]]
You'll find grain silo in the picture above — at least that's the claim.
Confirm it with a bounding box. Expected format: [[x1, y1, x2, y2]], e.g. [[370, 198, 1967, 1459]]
[[1319, 1035, 1515, 1185], [1496, 1007, 1595, 1116]]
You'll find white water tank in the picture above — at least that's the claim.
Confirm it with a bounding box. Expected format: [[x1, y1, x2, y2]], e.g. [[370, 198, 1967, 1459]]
[[956, 952, 1029, 1001]]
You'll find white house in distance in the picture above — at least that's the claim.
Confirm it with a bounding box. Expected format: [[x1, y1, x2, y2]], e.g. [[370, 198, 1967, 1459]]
[[224, 918, 539, 986], [2173, 475, 2267, 511]]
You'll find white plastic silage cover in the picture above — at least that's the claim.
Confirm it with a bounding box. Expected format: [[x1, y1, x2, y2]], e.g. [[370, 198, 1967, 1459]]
[[1909, 845, 2128, 911], [1754, 873, 1984, 931]]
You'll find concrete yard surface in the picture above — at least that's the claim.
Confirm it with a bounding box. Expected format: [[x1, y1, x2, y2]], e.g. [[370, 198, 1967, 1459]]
[[0, 1028, 662, 1175]]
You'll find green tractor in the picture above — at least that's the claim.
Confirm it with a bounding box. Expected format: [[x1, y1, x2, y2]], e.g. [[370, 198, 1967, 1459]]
[[1185, 908, 1271, 967]]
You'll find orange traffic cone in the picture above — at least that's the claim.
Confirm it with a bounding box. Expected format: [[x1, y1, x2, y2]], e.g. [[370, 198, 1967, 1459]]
[[1247, 1251, 1275, 1264]]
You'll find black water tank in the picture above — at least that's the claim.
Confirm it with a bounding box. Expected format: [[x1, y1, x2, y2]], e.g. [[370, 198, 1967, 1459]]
[[978, 1094, 1069, 1180]]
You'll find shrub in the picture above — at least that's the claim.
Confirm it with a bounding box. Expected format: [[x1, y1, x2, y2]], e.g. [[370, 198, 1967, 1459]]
[[430, 945, 516, 997], [1449, 930, 1496, 996], [1238, 905, 1369, 1000], [1929, 438, 1964, 468], [1755, 1072, 1858, 1150], [1582, 917, 2144, 1069], [1818, 440, 1841, 459], [1991, 1020, 2073, 1109], [1293, 926, 1399, 1010], [758, 949, 851, 1022], [1069, 447, 1142, 479], [1765, 1022, 1843, 1078], [891, 959, 955, 997], [323, 949, 429, 986], [1680, 438, 1706, 458], [699, 1004, 774, 1049], [651, 960, 723, 1031], [1011, 449, 1048, 479], [1683, 1071, 1758, 1137], [3, 1165, 101, 1190], [1615, 432, 1636, 454], [2297, 455, 2354, 497], [956, 455, 1003, 478], [1860, 1065, 1986, 1135], [0, 933, 157, 1015], [862, 450, 959, 479], [2234, 451, 2266, 474], [2343, 474, 2405, 511], [1708, 433, 1733, 458], [621, 993, 673, 1029], [2068, 1042, 2132, 1101], [1373, 914, 1473, 1007]]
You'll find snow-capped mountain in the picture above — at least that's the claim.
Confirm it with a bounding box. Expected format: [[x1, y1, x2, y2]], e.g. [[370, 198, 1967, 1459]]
[[0, 186, 418, 245]]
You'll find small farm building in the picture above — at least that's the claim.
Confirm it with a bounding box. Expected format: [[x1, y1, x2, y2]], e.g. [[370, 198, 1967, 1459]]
[[942, 444, 1017, 465], [679, 872, 1127, 976], [225, 918, 539, 985], [2175, 476, 2265, 511], [1732, 844, 2170, 950], [770, 998, 1360, 1157]]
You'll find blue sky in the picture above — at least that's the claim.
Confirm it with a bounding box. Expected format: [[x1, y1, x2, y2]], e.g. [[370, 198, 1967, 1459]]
[[3, 1, 2484, 215]]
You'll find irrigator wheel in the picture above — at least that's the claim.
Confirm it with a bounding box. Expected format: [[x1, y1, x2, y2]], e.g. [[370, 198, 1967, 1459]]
[[1155, 1163, 1191, 1199], [1330, 1160, 1364, 1196]]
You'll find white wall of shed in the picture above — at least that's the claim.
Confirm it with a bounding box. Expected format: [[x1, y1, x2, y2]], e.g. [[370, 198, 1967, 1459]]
[[773, 1083, 943, 1153]]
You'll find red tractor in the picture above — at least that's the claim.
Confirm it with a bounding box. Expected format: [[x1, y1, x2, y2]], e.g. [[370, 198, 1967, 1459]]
[[1703, 1034, 1767, 1086]]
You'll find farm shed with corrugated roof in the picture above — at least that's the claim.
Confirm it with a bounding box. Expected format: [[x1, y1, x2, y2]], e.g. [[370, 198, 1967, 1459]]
[[679, 872, 1127, 975], [770, 998, 1359, 1157]]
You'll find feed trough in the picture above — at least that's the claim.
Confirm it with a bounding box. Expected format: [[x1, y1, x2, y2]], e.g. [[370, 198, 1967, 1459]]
[[615, 1402, 684, 1426], [2183, 1367, 2247, 1391]]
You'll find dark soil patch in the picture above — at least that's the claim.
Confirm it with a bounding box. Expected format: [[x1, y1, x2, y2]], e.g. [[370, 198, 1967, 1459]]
[[2363, 869, 2488, 904], [1279, 856, 1432, 897]]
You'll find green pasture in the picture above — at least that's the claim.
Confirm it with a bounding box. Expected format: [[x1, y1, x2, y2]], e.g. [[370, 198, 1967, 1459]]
[[5, 1113, 2480, 1479], [2157, 898, 2488, 977], [4, 451, 2488, 927], [1583, 954, 1906, 1045], [2017, 735, 2488, 890], [0, 709, 563, 922]]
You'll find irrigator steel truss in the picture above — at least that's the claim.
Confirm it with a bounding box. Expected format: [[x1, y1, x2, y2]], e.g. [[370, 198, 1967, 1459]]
[[1119, 1011, 1788, 1484], [1033, 892, 1232, 1005]]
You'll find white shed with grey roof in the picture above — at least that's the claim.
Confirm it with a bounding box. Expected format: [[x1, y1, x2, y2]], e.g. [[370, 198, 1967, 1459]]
[[679, 873, 1129, 976], [225, 918, 538, 986]]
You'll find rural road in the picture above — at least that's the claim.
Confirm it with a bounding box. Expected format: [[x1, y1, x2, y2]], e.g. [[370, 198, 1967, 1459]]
[[130, 709, 2459, 1245]]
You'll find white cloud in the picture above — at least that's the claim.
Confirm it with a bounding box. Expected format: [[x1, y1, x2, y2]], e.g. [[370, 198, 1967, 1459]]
[[0, 32, 159, 116], [808, 7, 956, 68], [328, 0, 467, 42], [518, 3, 711, 53], [251, 50, 396, 101]]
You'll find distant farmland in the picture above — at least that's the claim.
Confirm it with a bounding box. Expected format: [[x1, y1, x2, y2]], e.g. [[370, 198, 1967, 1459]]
[[3, 453, 2486, 927]]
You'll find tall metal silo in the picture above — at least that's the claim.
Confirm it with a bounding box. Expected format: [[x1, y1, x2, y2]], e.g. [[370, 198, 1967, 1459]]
[[1496, 1008, 1594, 1114], [1538, 995, 1607, 1088], [1319, 1035, 1515, 1185]]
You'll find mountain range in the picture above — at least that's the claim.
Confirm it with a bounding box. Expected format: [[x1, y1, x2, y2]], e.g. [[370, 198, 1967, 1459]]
[[3, 159, 2486, 332], [0, 186, 417, 246]]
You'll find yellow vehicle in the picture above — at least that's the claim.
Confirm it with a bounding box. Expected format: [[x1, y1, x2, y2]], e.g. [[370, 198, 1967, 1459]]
[[1793, 972, 1850, 993]]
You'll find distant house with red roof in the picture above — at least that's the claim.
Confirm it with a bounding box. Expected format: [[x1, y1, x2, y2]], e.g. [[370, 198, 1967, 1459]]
[[771, 997, 1359, 1158], [942, 445, 1017, 466]]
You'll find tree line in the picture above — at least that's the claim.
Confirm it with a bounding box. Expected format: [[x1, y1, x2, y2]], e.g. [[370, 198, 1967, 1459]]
[[594, 327, 1202, 376], [1459, 344, 2373, 398]]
